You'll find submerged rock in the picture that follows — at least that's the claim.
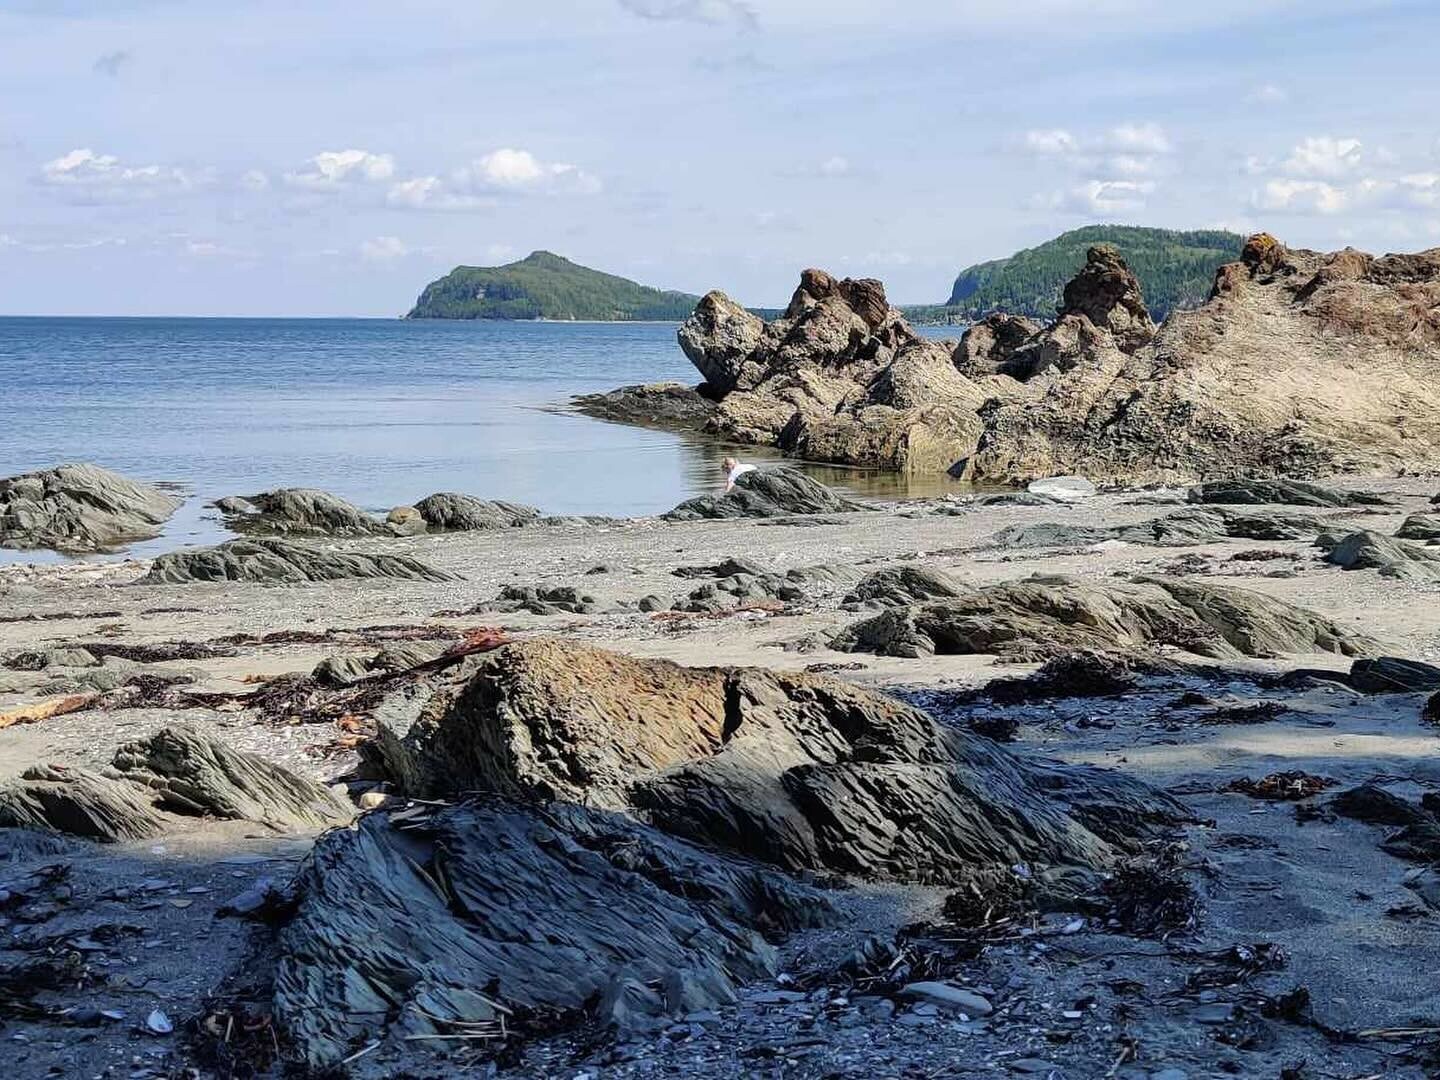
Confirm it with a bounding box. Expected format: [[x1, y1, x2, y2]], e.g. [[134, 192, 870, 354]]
[[214, 488, 382, 536], [141, 537, 456, 584], [0, 463, 181, 553], [664, 467, 871, 521], [832, 575, 1376, 661], [572, 382, 718, 430]]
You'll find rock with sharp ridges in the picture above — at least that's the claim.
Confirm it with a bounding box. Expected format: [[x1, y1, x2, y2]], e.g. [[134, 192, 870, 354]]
[[140, 537, 457, 584]]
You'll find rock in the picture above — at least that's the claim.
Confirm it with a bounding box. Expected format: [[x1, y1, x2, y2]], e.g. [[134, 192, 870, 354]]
[[572, 382, 718, 431], [842, 565, 969, 607], [953, 313, 1043, 378], [832, 575, 1376, 661], [412, 492, 541, 532], [1027, 476, 1097, 502], [0, 765, 166, 842], [989, 507, 1332, 550], [141, 537, 456, 584], [1059, 244, 1158, 352], [637, 594, 666, 612], [1348, 657, 1440, 694], [961, 236, 1440, 486], [272, 798, 834, 1068], [673, 563, 855, 614], [663, 467, 871, 521], [384, 505, 426, 536], [0, 463, 181, 553], [3, 647, 100, 671], [985, 651, 1145, 703], [1187, 479, 1390, 507], [1321, 530, 1440, 580], [109, 725, 352, 830], [1397, 512, 1440, 543], [472, 584, 602, 615], [312, 654, 372, 688], [214, 489, 381, 536], [678, 290, 768, 395], [364, 639, 1186, 881], [897, 982, 992, 1016], [1331, 784, 1433, 827]]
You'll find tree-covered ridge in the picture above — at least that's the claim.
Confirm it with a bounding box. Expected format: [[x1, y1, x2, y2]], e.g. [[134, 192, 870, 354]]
[[406, 251, 700, 320], [936, 225, 1245, 322]]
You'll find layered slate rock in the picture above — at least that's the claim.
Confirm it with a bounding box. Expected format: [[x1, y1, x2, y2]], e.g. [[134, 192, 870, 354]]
[[572, 382, 718, 431], [214, 488, 382, 537], [109, 725, 350, 829], [0, 463, 181, 553], [1321, 531, 1440, 581], [832, 574, 1376, 661], [140, 537, 455, 584], [1187, 479, 1391, 508], [664, 467, 870, 521], [1397, 513, 1440, 543], [0, 726, 347, 841], [274, 800, 836, 1069], [365, 639, 1185, 877], [841, 565, 970, 607], [274, 639, 1186, 1067], [411, 492, 541, 531], [988, 507, 1332, 549]]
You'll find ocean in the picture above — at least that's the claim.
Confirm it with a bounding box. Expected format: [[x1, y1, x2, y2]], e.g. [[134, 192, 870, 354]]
[[0, 317, 968, 562]]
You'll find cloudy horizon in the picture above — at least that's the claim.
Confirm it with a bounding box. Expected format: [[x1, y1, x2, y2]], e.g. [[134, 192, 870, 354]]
[[2, 0, 1438, 316]]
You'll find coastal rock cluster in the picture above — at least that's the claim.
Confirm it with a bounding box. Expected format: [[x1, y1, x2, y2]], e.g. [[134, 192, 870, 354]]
[[0, 463, 180, 553], [582, 234, 1440, 484]]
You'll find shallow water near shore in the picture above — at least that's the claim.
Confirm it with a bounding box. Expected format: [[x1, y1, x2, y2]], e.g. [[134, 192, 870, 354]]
[[0, 316, 970, 563]]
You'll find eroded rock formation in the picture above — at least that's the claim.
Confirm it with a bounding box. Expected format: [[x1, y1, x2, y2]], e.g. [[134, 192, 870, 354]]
[[664, 467, 871, 520], [214, 489, 383, 537], [0, 463, 181, 553], [141, 537, 456, 584]]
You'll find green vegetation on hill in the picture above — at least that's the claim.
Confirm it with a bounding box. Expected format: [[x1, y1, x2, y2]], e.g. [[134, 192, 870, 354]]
[[917, 226, 1245, 324], [406, 251, 699, 321]]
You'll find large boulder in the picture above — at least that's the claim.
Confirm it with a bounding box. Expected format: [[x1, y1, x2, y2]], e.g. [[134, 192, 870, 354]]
[[677, 290, 768, 394], [141, 537, 456, 584], [571, 382, 718, 431], [1396, 513, 1440, 543], [1058, 244, 1158, 352], [1321, 530, 1440, 580], [412, 492, 541, 532], [1187, 479, 1390, 507], [0, 463, 181, 553], [214, 488, 381, 536], [832, 574, 1377, 661], [663, 466, 871, 521]]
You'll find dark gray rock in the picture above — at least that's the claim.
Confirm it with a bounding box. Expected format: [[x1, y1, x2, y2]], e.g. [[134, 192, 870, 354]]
[[109, 725, 352, 830], [1321, 530, 1440, 580], [273, 798, 834, 1068], [1187, 479, 1390, 507], [412, 492, 541, 532], [842, 565, 970, 607], [0, 463, 181, 553], [833, 575, 1376, 662], [1348, 657, 1440, 694], [988, 507, 1330, 550], [663, 467, 870, 521], [141, 537, 456, 584], [1397, 512, 1440, 543], [0, 765, 166, 842], [472, 584, 603, 615], [214, 488, 382, 536], [572, 382, 718, 431], [674, 563, 855, 614]]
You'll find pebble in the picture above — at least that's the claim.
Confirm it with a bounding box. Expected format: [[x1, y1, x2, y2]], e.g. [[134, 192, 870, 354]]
[[897, 982, 994, 1017], [1150, 1070, 1189, 1080], [1191, 1003, 1235, 1025]]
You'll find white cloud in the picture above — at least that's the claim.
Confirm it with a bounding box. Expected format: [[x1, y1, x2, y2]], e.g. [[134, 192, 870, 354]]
[[1282, 136, 1362, 178], [459, 148, 600, 193], [1253, 178, 1349, 214], [38, 148, 201, 199], [617, 0, 758, 30], [1102, 123, 1171, 155], [285, 149, 396, 190], [360, 235, 410, 261], [1247, 83, 1288, 105], [1022, 129, 1080, 156], [240, 169, 270, 192], [1398, 173, 1440, 208], [1036, 179, 1155, 215], [818, 155, 852, 177]]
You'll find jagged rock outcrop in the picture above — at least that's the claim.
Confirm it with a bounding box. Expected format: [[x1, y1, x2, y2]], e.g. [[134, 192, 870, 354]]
[[832, 575, 1377, 661], [667, 272, 1009, 473], [1397, 513, 1440, 543], [952, 314, 1042, 378], [141, 537, 456, 584], [0, 463, 181, 553], [270, 639, 1186, 1066], [664, 466, 871, 520], [672, 562, 856, 613], [989, 507, 1332, 550], [961, 237, 1440, 484], [842, 565, 970, 607], [214, 489, 382, 537], [0, 765, 167, 842]]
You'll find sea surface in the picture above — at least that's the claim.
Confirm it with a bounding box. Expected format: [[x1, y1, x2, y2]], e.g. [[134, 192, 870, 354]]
[[0, 317, 970, 562]]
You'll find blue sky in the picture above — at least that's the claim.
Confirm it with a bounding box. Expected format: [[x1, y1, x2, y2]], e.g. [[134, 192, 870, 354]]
[[1, 0, 1437, 315]]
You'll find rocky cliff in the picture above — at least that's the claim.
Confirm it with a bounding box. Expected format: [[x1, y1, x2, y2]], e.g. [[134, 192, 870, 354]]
[[615, 235, 1440, 484]]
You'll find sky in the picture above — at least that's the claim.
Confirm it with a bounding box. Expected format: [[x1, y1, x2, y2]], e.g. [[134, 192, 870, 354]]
[[1, 0, 1438, 316]]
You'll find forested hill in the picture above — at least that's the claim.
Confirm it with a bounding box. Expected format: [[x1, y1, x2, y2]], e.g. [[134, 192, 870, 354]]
[[940, 226, 1245, 321], [406, 252, 699, 320]]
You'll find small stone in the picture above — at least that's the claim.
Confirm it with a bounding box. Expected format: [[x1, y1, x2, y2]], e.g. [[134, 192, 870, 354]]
[[1191, 1003, 1235, 1025], [144, 1009, 173, 1035], [358, 791, 398, 811], [897, 982, 993, 1016], [1010, 1061, 1064, 1076]]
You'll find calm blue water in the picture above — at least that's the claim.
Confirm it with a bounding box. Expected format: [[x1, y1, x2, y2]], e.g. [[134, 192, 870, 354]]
[[0, 317, 968, 561]]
